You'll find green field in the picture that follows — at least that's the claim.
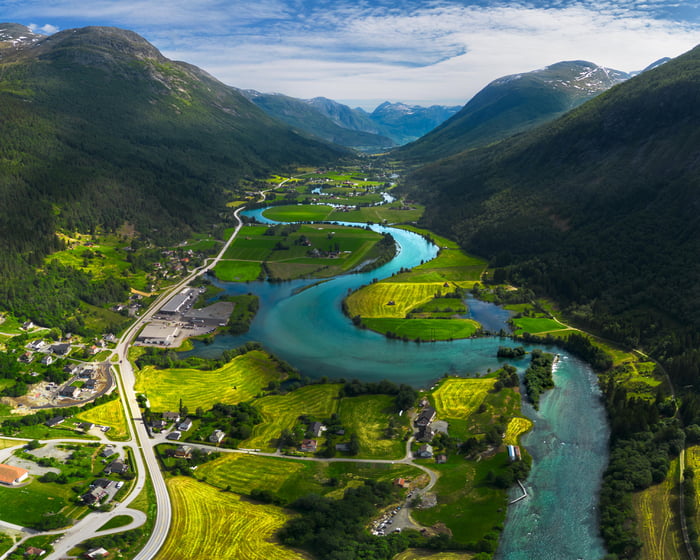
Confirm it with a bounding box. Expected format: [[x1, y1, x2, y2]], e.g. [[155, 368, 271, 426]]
[[212, 260, 262, 282], [219, 223, 387, 280], [394, 550, 474, 560], [362, 318, 480, 341], [387, 249, 486, 285], [338, 395, 407, 459], [346, 283, 445, 318], [97, 514, 133, 531], [394, 226, 461, 249], [328, 204, 424, 224], [243, 384, 341, 451], [262, 205, 334, 222], [76, 398, 129, 440], [159, 477, 308, 560], [0, 479, 73, 527], [412, 455, 509, 543], [431, 378, 497, 423], [511, 317, 570, 335], [135, 350, 286, 412], [632, 456, 684, 560]]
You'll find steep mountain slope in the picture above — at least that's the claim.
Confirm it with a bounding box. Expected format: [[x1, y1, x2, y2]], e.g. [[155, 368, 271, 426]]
[[0, 22, 44, 53], [407, 46, 700, 351], [306, 96, 383, 134], [399, 61, 628, 161], [370, 101, 461, 145], [0, 25, 343, 258], [241, 90, 395, 150]]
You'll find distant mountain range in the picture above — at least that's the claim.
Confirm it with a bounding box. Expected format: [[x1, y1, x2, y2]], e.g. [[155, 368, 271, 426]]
[[404, 45, 700, 352], [239, 89, 461, 150], [398, 60, 631, 161], [0, 23, 343, 262]]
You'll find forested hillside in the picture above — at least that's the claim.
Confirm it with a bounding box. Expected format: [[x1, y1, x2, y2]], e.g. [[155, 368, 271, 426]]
[[404, 44, 700, 368], [0, 25, 343, 329]]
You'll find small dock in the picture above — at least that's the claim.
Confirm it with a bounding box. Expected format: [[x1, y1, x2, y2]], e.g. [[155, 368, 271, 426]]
[[509, 480, 528, 504]]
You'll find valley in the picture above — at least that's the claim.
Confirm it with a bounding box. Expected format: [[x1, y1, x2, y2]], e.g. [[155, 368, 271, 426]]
[[0, 20, 696, 560]]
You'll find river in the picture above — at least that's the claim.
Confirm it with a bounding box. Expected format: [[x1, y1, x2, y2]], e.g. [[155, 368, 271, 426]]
[[186, 208, 609, 559]]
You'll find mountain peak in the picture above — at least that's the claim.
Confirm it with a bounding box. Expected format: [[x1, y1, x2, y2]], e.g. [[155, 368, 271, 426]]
[[0, 23, 44, 52]]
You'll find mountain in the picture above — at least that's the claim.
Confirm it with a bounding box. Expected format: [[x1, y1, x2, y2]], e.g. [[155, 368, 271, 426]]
[[0, 25, 343, 259], [369, 101, 461, 145], [241, 90, 395, 151], [306, 96, 383, 134], [405, 45, 700, 353], [398, 60, 629, 161], [0, 23, 44, 53]]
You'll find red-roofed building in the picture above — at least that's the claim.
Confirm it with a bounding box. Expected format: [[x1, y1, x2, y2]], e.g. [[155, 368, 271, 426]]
[[0, 464, 29, 486]]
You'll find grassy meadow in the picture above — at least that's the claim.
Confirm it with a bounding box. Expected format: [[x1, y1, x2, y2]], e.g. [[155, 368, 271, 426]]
[[394, 550, 474, 560], [76, 398, 129, 440], [346, 283, 445, 318], [362, 318, 480, 341], [135, 350, 286, 412], [243, 384, 341, 451], [631, 456, 684, 560], [503, 417, 533, 445], [159, 477, 309, 560], [338, 394, 407, 459]]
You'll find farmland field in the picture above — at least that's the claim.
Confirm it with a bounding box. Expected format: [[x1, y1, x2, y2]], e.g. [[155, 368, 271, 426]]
[[632, 456, 684, 560], [511, 317, 570, 335], [362, 318, 480, 341], [243, 384, 341, 451], [503, 417, 533, 445], [212, 260, 262, 282], [0, 480, 71, 527], [431, 378, 497, 422], [345, 283, 445, 318], [135, 350, 286, 412], [386, 249, 486, 285], [412, 455, 509, 543], [262, 205, 334, 222], [76, 398, 129, 440], [338, 394, 406, 459], [158, 477, 308, 560], [328, 204, 424, 224]]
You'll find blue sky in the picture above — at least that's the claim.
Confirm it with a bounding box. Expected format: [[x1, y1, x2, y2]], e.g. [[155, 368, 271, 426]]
[[3, 0, 699, 109]]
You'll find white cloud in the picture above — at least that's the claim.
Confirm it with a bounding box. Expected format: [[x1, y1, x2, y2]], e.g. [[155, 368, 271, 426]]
[[28, 23, 60, 34]]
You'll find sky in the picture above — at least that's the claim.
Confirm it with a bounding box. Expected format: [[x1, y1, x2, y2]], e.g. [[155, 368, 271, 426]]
[[2, 0, 699, 110]]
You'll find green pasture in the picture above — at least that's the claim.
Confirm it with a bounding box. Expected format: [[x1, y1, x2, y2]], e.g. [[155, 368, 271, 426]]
[[338, 394, 406, 459], [410, 297, 467, 315], [511, 317, 570, 335], [262, 205, 334, 222], [0, 479, 73, 527], [412, 455, 509, 543], [328, 204, 424, 224], [394, 550, 475, 560], [362, 318, 480, 341], [243, 384, 341, 451], [135, 350, 286, 412], [0, 314, 25, 335], [388, 249, 486, 284], [213, 261, 262, 282]]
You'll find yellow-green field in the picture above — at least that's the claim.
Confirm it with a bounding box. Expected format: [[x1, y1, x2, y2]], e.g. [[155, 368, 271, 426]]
[[243, 384, 341, 451], [76, 398, 129, 440], [346, 283, 445, 318], [195, 454, 313, 495], [431, 378, 497, 421], [688, 445, 700, 515], [158, 477, 308, 560], [503, 417, 533, 445], [338, 395, 406, 459], [394, 550, 474, 560], [632, 456, 684, 560], [0, 438, 22, 449], [135, 350, 285, 412]]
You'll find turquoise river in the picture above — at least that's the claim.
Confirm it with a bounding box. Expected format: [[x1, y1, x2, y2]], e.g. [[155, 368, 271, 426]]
[[186, 209, 609, 559]]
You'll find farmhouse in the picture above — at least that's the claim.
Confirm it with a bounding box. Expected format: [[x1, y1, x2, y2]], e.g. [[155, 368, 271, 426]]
[[416, 444, 433, 459], [0, 464, 29, 486], [82, 487, 108, 505], [50, 343, 71, 356], [79, 422, 95, 432], [309, 421, 324, 437], [167, 431, 182, 441], [41, 355, 54, 366], [100, 446, 117, 458], [25, 547, 45, 556], [85, 548, 109, 559], [178, 418, 193, 431], [209, 430, 225, 444], [415, 406, 437, 427], [174, 445, 192, 459], [300, 439, 318, 452], [163, 411, 181, 423], [104, 459, 128, 474], [45, 416, 65, 428]]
